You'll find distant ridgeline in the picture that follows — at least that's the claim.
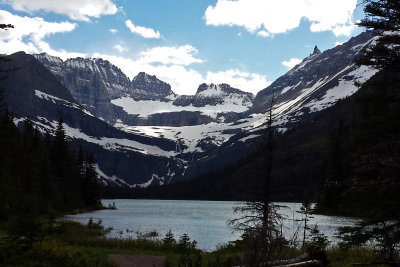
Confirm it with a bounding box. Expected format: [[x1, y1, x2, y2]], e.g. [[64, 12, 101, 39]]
[[0, 110, 101, 221]]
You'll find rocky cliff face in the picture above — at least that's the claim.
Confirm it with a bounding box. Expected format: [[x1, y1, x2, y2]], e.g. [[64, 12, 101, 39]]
[[130, 72, 176, 100], [34, 54, 254, 127], [2, 52, 183, 187], [34, 53, 132, 123]]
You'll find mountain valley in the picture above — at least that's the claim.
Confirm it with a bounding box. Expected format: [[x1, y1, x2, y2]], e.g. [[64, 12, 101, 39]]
[[1, 31, 378, 190]]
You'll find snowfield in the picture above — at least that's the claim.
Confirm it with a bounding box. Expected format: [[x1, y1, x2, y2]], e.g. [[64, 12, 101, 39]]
[[111, 96, 252, 119]]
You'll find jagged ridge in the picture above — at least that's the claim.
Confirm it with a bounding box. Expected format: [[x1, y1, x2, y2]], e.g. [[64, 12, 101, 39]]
[[35, 53, 255, 126]]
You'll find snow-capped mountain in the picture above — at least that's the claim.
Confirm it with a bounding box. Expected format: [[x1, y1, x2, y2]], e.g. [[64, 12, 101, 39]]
[[34, 54, 255, 127], [124, 32, 377, 153], [1, 52, 185, 187], [11, 30, 379, 188], [61, 56, 131, 98], [110, 82, 254, 127], [251, 31, 377, 129], [33, 53, 133, 123], [177, 83, 253, 109], [118, 31, 378, 179]]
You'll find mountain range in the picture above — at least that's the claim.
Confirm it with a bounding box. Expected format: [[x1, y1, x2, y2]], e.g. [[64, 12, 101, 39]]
[[0, 31, 377, 189], [33, 53, 254, 127]]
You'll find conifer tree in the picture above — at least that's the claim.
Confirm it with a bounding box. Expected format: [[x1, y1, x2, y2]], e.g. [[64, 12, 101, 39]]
[[229, 92, 284, 266], [53, 118, 68, 156], [333, 4, 400, 256], [0, 88, 5, 114], [162, 230, 176, 245], [77, 145, 85, 178], [357, 0, 400, 69], [0, 33, 102, 218], [83, 153, 101, 208], [0, 23, 13, 112]]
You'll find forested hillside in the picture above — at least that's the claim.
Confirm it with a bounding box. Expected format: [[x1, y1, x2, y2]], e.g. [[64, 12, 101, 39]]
[[0, 106, 101, 221]]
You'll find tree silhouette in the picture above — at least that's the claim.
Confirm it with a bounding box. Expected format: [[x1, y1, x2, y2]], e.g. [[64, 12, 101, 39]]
[[356, 0, 400, 69], [229, 91, 286, 266]]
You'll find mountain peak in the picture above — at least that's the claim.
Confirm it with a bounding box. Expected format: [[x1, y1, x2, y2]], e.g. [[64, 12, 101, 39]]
[[34, 52, 63, 65], [196, 83, 219, 94], [132, 72, 169, 86], [131, 72, 174, 99], [195, 83, 253, 99], [196, 83, 235, 96], [312, 45, 321, 55], [133, 72, 158, 83]]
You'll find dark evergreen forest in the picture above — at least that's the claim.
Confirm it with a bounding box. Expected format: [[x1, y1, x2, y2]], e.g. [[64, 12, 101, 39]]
[[0, 104, 102, 222]]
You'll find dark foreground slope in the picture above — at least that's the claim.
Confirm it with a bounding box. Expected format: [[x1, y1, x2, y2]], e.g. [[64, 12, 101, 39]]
[[122, 69, 400, 208], [315, 69, 400, 217]]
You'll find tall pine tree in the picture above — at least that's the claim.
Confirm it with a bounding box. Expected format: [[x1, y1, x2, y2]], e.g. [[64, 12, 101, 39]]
[[83, 153, 101, 208], [334, 2, 400, 258], [357, 0, 400, 69]]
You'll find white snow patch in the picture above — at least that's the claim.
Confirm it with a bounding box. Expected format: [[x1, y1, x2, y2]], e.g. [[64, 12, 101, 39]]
[[121, 113, 268, 154], [111, 97, 251, 119], [96, 164, 133, 188], [12, 117, 25, 126], [281, 81, 302, 94], [61, 124, 176, 157], [306, 66, 377, 111], [238, 134, 261, 142], [35, 90, 94, 117], [133, 174, 165, 188], [137, 176, 154, 188]]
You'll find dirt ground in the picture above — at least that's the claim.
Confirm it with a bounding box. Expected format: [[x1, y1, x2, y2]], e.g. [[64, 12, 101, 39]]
[[108, 254, 167, 267]]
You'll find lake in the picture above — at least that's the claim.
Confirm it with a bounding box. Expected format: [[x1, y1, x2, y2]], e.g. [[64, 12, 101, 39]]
[[64, 199, 357, 251]]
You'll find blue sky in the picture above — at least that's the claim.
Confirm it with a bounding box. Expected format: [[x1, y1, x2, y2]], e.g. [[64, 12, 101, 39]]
[[0, 0, 365, 95]]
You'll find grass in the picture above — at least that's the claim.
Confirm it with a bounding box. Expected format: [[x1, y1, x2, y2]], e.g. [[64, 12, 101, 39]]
[[0, 218, 397, 266], [0, 219, 205, 266], [327, 247, 387, 267]]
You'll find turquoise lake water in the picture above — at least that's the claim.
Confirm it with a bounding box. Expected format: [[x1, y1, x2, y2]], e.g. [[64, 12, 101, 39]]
[[64, 199, 356, 251]]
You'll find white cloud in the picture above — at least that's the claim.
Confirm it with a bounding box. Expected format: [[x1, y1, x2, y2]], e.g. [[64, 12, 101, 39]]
[[204, 0, 357, 37], [332, 24, 355, 36], [2, 0, 118, 22], [139, 45, 203, 66], [0, 9, 269, 96], [335, 41, 344, 46], [93, 44, 271, 95], [109, 28, 118, 33], [92, 52, 204, 95], [205, 70, 270, 95], [114, 44, 128, 52], [93, 44, 204, 94], [125, 19, 160, 39], [0, 10, 85, 60], [282, 58, 302, 68], [257, 30, 270, 38], [92, 49, 269, 95]]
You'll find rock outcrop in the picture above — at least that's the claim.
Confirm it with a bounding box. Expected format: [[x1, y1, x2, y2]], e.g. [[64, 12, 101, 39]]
[[130, 72, 175, 100]]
